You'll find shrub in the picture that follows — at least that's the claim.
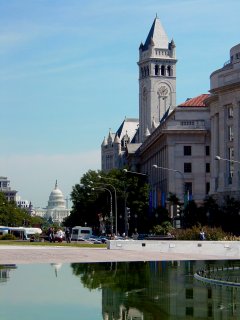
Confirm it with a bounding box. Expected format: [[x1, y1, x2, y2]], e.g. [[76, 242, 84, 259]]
[[0, 233, 17, 240], [153, 221, 174, 235], [172, 225, 229, 241]]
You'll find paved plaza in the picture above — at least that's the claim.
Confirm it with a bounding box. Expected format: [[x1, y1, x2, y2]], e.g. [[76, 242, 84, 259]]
[[0, 245, 235, 264]]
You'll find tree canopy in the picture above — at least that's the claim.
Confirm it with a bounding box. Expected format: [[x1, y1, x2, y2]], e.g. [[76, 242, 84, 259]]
[[0, 192, 44, 227], [64, 169, 149, 235]]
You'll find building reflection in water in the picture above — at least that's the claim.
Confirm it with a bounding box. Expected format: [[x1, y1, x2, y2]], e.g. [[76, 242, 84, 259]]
[[50, 263, 62, 277], [71, 260, 240, 320], [0, 261, 239, 319], [0, 264, 17, 284]]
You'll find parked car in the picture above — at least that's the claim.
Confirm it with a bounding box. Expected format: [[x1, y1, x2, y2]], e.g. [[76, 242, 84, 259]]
[[137, 234, 148, 240], [88, 235, 102, 244], [99, 235, 110, 243]]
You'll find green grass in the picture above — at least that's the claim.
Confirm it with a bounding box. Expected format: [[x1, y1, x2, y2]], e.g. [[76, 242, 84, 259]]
[[0, 240, 106, 248]]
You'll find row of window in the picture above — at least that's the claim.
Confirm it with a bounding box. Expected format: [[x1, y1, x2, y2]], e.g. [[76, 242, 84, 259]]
[[0, 182, 8, 188], [183, 145, 210, 196], [140, 64, 173, 78], [154, 64, 172, 76], [184, 145, 210, 156], [184, 163, 210, 173]]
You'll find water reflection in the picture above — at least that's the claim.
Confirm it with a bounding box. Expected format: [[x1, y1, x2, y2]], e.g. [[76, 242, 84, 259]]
[[0, 260, 240, 319]]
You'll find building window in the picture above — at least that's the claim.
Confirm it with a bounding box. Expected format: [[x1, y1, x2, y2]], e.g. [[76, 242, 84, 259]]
[[228, 147, 234, 185], [167, 65, 171, 76], [186, 288, 193, 299], [206, 163, 210, 173], [229, 147, 234, 158], [205, 146, 210, 156], [185, 182, 192, 196], [208, 288, 212, 299], [161, 65, 165, 75], [206, 182, 210, 195], [208, 304, 213, 317], [186, 307, 194, 316], [228, 125, 234, 141], [184, 146, 192, 156], [228, 105, 233, 118], [184, 163, 192, 173]]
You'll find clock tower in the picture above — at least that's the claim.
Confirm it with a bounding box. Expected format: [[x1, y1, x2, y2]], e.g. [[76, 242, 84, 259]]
[[138, 16, 177, 142]]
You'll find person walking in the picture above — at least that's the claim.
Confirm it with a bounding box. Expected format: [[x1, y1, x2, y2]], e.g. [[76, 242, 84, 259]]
[[199, 229, 206, 240], [48, 227, 55, 243], [65, 228, 71, 243]]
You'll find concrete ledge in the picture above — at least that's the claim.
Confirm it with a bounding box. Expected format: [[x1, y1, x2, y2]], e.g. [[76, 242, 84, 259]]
[[107, 240, 240, 257]]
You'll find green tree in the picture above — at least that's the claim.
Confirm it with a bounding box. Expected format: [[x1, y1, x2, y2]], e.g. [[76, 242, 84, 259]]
[[221, 196, 240, 235], [0, 192, 44, 227], [183, 200, 202, 228], [65, 169, 150, 235]]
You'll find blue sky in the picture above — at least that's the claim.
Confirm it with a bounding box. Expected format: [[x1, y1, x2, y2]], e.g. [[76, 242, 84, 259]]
[[0, 0, 239, 207]]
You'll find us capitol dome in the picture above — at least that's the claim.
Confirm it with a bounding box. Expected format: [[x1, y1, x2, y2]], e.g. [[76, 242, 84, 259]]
[[34, 181, 70, 224]]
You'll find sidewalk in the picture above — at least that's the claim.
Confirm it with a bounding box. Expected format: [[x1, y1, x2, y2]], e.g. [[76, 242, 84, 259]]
[[0, 245, 234, 264]]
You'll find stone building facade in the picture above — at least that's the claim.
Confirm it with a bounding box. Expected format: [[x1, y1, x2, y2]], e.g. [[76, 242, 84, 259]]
[[206, 43, 240, 203], [0, 176, 17, 202], [138, 16, 177, 142], [35, 181, 70, 224], [137, 95, 211, 207], [101, 16, 240, 206]]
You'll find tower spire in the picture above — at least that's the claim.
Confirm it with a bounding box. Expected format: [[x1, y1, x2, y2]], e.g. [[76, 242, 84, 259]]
[[138, 17, 177, 142]]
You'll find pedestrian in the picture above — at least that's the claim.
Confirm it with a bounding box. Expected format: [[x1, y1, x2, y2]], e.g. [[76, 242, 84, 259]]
[[48, 227, 55, 243], [56, 229, 64, 242], [65, 228, 71, 243], [199, 229, 206, 240]]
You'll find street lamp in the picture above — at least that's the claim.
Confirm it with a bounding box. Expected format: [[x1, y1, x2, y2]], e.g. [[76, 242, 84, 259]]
[[91, 186, 113, 235], [215, 155, 240, 164], [98, 175, 118, 235], [152, 164, 185, 201], [123, 169, 148, 236], [123, 169, 148, 176]]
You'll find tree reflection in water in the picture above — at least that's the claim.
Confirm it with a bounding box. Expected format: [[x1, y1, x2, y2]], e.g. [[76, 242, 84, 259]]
[[71, 260, 240, 320]]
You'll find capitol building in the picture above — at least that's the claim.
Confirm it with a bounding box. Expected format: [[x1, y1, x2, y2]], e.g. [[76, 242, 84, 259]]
[[34, 181, 70, 225]]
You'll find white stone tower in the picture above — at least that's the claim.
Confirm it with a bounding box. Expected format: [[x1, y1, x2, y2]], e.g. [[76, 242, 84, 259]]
[[138, 16, 177, 142]]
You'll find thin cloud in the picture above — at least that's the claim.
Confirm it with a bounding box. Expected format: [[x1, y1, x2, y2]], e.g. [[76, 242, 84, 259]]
[[0, 150, 101, 207]]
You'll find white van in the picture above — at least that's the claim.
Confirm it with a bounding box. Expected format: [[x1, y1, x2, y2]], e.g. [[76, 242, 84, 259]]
[[0, 226, 42, 240], [71, 226, 92, 241]]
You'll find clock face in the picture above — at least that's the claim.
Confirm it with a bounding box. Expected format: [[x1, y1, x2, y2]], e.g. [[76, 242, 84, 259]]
[[158, 86, 168, 96]]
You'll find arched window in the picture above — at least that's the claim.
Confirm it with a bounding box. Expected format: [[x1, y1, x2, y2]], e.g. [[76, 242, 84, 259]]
[[155, 65, 159, 75], [161, 65, 165, 76], [167, 65, 171, 76]]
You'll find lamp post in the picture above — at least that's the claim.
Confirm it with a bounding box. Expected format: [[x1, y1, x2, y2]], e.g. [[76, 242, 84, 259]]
[[152, 164, 185, 201], [91, 186, 113, 235], [215, 155, 240, 187], [123, 169, 147, 176], [215, 155, 240, 164], [123, 169, 148, 236], [98, 175, 118, 236]]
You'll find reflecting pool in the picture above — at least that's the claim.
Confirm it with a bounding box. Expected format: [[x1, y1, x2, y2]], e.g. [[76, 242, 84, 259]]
[[0, 260, 240, 319]]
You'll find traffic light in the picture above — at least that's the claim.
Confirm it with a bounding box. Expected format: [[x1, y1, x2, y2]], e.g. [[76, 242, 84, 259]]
[[126, 207, 131, 218], [176, 205, 181, 215]]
